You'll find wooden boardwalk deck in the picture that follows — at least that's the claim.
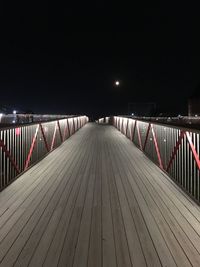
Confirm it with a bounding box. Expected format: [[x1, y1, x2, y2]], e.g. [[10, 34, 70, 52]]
[[0, 123, 200, 267]]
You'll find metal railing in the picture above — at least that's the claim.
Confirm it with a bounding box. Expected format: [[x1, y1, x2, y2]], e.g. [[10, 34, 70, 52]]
[[0, 115, 88, 191], [112, 116, 200, 204]]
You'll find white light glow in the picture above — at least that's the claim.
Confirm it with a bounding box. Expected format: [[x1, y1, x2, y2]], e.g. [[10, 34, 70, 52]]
[[115, 81, 120, 86], [0, 113, 3, 123], [13, 110, 17, 115]]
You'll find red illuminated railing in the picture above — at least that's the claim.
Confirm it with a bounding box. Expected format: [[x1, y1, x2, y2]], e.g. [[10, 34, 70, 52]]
[[112, 116, 200, 203], [0, 116, 88, 191]]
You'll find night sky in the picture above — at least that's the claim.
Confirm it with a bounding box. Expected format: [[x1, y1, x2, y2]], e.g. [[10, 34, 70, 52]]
[[0, 3, 200, 118]]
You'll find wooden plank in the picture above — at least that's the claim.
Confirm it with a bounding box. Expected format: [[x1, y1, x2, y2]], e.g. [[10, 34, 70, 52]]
[[104, 141, 132, 267], [109, 141, 162, 267], [132, 157, 200, 261], [101, 142, 117, 267], [72, 144, 98, 267], [87, 140, 102, 267], [0, 138, 88, 266], [0, 147, 73, 232], [57, 138, 97, 266], [106, 142, 147, 267], [108, 128, 177, 267], [14, 136, 92, 267], [144, 158, 200, 228], [42, 141, 95, 266], [125, 166, 193, 267]]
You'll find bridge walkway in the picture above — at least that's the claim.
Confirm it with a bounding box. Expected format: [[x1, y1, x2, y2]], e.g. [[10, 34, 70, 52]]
[[0, 123, 200, 266]]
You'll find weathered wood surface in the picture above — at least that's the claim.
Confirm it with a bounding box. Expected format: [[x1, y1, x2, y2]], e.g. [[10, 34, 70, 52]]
[[0, 123, 200, 267]]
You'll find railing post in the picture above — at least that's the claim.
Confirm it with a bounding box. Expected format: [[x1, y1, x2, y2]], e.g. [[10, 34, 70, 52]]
[[132, 120, 137, 142], [186, 132, 200, 170], [125, 119, 129, 137], [40, 124, 50, 152], [136, 122, 143, 150], [57, 121, 63, 142], [143, 123, 151, 151], [151, 125, 163, 170], [24, 125, 39, 170], [50, 122, 57, 151]]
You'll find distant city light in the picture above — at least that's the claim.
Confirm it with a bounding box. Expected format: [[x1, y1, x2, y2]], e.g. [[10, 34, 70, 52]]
[[13, 110, 17, 115], [115, 81, 120, 86], [131, 113, 134, 116], [12, 120, 16, 123]]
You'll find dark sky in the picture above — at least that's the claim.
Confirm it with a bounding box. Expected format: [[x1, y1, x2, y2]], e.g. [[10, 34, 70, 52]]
[[0, 2, 200, 118]]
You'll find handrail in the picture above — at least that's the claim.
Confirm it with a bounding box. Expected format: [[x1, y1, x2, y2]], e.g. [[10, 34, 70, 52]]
[[0, 114, 78, 128], [0, 115, 89, 191]]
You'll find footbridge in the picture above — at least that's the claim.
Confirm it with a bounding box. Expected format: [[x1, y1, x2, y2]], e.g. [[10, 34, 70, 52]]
[[0, 115, 200, 266]]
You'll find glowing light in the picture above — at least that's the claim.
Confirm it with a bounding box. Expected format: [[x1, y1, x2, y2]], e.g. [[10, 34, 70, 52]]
[[115, 81, 120, 86], [15, 128, 21, 136], [0, 113, 3, 123], [13, 110, 17, 115]]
